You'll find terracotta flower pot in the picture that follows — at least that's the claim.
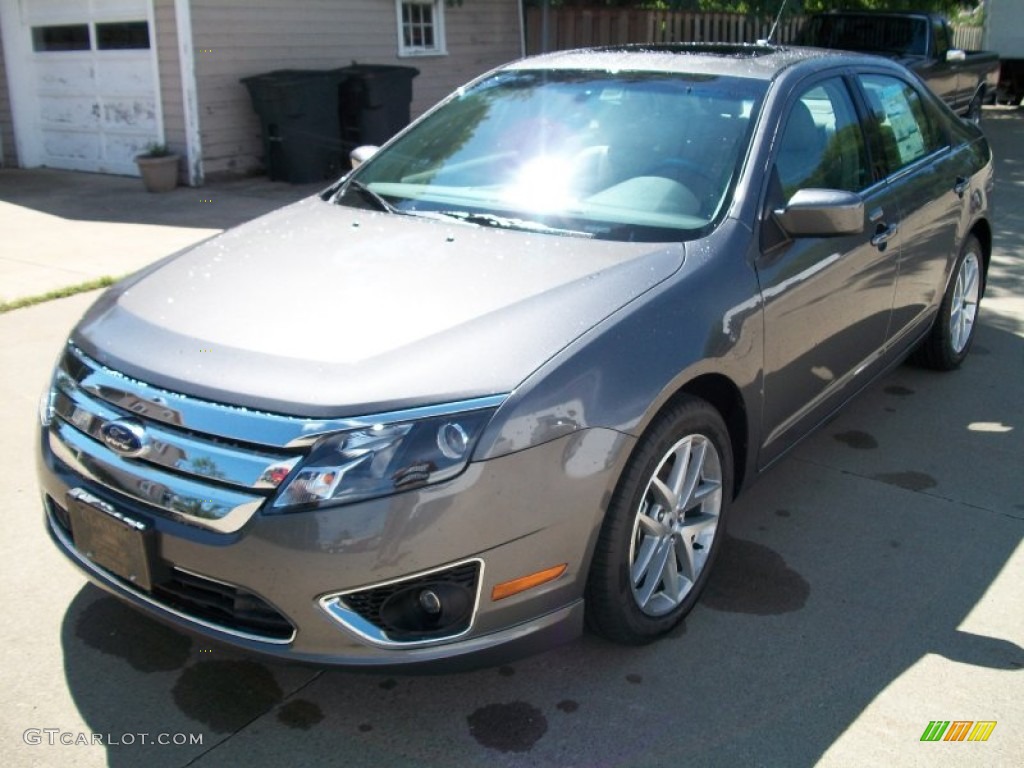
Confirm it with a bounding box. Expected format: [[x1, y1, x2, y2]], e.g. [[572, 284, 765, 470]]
[[135, 154, 180, 193]]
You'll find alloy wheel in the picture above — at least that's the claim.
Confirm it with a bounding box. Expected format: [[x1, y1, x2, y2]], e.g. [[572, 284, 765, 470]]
[[629, 434, 723, 616], [950, 250, 980, 354]]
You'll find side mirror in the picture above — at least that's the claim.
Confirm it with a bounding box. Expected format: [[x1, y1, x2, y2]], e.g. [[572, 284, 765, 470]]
[[946, 49, 967, 63], [349, 145, 379, 169], [774, 189, 864, 237]]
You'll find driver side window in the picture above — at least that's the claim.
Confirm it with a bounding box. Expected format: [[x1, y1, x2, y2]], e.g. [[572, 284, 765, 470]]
[[774, 78, 870, 201]]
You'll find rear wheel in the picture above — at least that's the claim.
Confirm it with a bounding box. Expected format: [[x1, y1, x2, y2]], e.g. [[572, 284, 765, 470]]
[[912, 234, 983, 370], [586, 396, 732, 644]]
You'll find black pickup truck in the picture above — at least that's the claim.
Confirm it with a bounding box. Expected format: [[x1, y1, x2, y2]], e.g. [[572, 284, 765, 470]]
[[799, 11, 1000, 120]]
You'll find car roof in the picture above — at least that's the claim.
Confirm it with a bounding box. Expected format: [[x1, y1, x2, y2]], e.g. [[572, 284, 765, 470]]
[[503, 43, 880, 82]]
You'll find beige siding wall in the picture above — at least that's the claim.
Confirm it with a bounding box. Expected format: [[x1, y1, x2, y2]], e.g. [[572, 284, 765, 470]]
[[0, 17, 17, 167], [191, 0, 522, 178], [416, 0, 523, 111], [154, 0, 186, 159]]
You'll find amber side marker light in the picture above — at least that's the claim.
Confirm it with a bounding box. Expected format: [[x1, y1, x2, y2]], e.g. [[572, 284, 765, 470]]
[[491, 564, 568, 601]]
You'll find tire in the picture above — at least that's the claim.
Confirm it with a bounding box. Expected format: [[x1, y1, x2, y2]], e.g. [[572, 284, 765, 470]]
[[585, 396, 733, 644], [912, 234, 983, 371]]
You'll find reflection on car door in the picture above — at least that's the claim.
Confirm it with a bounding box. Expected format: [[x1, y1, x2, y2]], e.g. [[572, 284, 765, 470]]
[[756, 76, 901, 468], [856, 73, 964, 348]]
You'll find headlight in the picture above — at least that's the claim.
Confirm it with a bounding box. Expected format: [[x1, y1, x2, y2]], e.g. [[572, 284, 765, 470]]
[[270, 407, 497, 511]]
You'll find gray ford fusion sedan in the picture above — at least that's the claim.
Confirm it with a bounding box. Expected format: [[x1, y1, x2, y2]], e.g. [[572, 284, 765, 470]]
[[38, 44, 993, 667]]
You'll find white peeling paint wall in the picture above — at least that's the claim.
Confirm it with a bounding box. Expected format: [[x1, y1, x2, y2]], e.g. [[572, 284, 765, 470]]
[[0, 0, 164, 176]]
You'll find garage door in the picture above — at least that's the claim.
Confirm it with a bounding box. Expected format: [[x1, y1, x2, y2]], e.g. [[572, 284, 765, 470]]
[[6, 0, 161, 175]]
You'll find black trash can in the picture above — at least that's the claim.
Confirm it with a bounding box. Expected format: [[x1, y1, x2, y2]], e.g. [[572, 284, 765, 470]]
[[338, 65, 419, 155], [241, 69, 351, 183]]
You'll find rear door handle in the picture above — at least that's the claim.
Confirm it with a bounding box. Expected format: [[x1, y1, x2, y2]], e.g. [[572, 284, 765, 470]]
[[954, 176, 969, 198]]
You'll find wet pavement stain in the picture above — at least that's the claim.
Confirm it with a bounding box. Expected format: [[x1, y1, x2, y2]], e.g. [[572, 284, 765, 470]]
[[467, 702, 548, 753], [498, 665, 516, 677], [774, 508, 792, 517], [834, 430, 878, 449], [75, 596, 191, 673], [703, 536, 810, 615], [172, 660, 283, 733], [874, 471, 937, 491], [884, 385, 915, 396], [625, 673, 643, 684], [277, 699, 324, 730], [557, 700, 579, 713], [358, 723, 374, 733]]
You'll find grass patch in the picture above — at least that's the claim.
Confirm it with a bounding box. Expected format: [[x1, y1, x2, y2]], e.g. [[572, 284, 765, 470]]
[[0, 275, 121, 314]]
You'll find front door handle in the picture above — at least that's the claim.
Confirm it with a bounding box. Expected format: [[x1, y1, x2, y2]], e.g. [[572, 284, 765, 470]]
[[870, 223, 898, 249], [954, 176, 969, 198]]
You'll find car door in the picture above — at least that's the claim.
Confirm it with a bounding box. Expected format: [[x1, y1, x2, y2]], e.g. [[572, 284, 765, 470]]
[[916, 16, 962, 112], [854, 72, 965, 349], [756, 75, 901, 467]]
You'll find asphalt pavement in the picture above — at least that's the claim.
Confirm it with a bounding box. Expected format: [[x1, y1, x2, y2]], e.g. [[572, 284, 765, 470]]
[[0, 112, 1021, 767]]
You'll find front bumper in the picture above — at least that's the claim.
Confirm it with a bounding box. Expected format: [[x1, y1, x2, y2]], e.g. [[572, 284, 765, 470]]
[[39, 425, 631, 667]]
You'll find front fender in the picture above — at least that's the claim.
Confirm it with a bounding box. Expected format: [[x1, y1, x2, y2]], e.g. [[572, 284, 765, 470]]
[[476, 220, 764, 464]]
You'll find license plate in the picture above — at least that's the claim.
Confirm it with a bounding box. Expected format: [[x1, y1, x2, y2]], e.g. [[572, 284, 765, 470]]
[[67, 489, 154, 592]]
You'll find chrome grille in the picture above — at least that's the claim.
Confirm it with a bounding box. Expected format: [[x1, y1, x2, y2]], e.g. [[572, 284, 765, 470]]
[[48, 345, 308, 532]]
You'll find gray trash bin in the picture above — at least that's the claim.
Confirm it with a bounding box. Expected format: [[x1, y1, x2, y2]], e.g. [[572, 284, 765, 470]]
[[338, 65, 419, 154], [241, 69, 351, 183]]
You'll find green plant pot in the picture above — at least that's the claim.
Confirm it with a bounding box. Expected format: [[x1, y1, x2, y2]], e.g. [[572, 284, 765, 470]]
[[135, 154, 180, 193]]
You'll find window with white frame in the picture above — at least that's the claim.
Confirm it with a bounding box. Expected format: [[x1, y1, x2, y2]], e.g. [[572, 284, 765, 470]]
[[396, 0, 446, 56]]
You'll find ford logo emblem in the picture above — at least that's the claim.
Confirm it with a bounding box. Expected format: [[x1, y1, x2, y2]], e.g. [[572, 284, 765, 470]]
[[99, 419, 149, 458]]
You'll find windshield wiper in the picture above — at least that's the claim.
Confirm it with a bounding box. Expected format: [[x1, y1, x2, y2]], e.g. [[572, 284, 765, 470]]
[[431, 210, 593, 238]]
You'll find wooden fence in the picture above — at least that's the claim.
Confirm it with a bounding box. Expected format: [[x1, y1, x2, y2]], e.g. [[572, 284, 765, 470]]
[[525, 8, 986, 55]]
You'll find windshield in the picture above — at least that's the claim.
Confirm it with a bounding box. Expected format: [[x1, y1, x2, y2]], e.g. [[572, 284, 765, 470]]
[[337, 69, 766, 242]]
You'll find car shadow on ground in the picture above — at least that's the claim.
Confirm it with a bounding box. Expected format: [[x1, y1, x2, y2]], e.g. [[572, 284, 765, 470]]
[[58, 316, 1023, 767]]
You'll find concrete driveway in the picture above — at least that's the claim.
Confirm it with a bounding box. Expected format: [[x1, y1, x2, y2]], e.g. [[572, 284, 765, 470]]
[[0, 113, 1021, 767]]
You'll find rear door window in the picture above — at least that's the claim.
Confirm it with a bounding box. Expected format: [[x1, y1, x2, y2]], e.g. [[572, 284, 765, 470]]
[[858, 74, 946, 179]]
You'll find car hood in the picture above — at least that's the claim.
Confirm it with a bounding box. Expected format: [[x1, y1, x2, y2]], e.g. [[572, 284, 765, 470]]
[[73, 197, 684, 417]]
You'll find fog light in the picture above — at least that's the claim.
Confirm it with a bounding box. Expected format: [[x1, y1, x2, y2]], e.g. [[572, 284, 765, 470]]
[[419, 588, 442, 615], [379, 581, 473, 638]]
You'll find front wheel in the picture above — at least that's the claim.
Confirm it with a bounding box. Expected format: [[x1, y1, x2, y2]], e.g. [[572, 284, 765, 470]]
[[912, 234, 983, 370], [586, 396, 733, 644]]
